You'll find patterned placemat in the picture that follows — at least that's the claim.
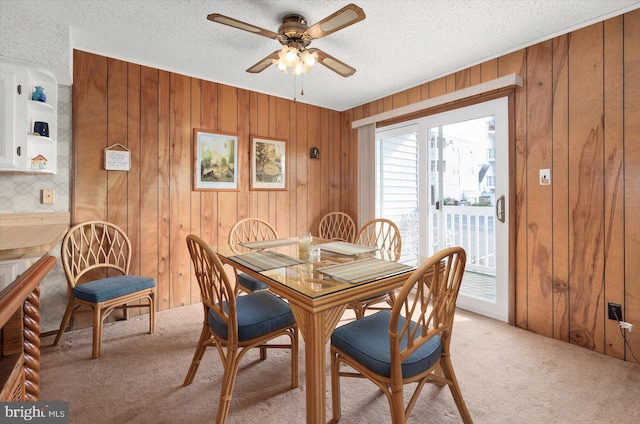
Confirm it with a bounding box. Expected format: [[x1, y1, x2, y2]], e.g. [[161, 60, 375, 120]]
[[239, 238, 297, 249], [316, 258, 413, 284], [318, 241, 378, 256], [229, 251, 305, 272]]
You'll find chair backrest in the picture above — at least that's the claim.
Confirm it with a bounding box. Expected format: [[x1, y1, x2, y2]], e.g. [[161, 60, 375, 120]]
[[228, 218, 279, 254], [389, 247, 466, 383], [318, 212, 356, 243], [186, 234, 238, 343], [355, 218, 402, 260], [61, 221, 132, 289]]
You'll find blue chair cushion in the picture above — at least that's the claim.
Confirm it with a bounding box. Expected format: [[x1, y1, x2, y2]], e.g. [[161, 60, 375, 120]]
[[237, 272, 269, 291], [331, 310, 442, 378], [73, 275, 155, 303], [208, 291, 295, 341]]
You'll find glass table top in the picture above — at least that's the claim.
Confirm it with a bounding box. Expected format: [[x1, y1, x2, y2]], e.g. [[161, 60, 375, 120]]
[[216, 237, 422, 299]]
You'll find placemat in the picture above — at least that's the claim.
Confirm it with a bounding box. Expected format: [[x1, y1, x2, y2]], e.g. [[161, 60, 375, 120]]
[[318, 241, 378, 256], [239, 238, 297, 249], [229, 251, 305, 272], [316, 258, 413, 284]]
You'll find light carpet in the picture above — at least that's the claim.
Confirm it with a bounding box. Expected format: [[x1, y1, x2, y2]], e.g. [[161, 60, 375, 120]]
[[39, 304, 640, 423]]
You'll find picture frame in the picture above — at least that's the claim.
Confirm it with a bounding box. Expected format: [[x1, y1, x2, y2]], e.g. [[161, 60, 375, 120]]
[[193, 129, 239, 191], [251, 137, 287, 190]]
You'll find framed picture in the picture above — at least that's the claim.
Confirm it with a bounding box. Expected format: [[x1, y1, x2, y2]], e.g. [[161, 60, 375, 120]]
[[193, 129, 239, 191], [251, 137, 287, 190]]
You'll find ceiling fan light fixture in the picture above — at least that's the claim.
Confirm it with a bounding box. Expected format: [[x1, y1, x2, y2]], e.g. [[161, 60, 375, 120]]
[[301, 49, 317, 66], [273, 45, 316, 75]]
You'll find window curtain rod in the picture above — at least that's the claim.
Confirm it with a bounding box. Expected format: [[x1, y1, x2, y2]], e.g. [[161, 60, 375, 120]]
[[351, 73, 522, 129]]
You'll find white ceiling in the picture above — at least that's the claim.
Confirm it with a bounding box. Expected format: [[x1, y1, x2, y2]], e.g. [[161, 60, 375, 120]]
[[6, 0, 639, 111]]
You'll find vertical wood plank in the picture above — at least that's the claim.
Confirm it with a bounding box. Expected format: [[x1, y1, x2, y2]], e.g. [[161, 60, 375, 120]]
[[216, 84, 239, 244], [308, 105, 321, 231], [602, 16, 625, 359], [295, 102, 308, 236], [72, 51, 108, 222], [106, 58, 129, 230], [168, 73, 192, 308], [189, 77, 202, 304], [255, 93, 270, 222], [568, 23, 605, 352], [200, 80, 218, 246], [157, 70, 171, 311], [278, 99, 298, 237], [623, 9, 640, 360], [551, 34, 570, 342], [429, 77, 447, 98], [139, 65, 159, 293], [480, 59, 499, 82], [525, 41, 554, 337], [127, 63, 141, 276]]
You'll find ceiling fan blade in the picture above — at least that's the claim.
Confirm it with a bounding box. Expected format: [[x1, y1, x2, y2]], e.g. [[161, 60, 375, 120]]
[[306, 4, 366, 39], [246, 51, 280, 73], [207, 13, 278, 39], [308, 48, 356, 77]]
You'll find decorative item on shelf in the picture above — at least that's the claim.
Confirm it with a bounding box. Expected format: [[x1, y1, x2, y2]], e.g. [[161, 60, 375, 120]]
[[31, 154, 48, 170], [32, 86, 46, 102], [34, 121, 49, 137]]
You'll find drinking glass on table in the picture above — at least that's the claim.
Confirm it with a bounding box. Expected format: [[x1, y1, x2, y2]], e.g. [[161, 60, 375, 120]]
[[299, 232, 312, 259]]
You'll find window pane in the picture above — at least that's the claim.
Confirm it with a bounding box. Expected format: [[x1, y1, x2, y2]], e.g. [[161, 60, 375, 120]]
[[375, 132, 419, 255]]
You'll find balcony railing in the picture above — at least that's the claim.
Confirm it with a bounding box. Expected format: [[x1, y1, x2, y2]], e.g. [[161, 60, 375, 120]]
[[436, 205, 495, 274]]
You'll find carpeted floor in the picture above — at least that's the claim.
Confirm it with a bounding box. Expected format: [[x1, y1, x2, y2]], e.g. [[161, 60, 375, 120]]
[[39, 304, 640, 423]]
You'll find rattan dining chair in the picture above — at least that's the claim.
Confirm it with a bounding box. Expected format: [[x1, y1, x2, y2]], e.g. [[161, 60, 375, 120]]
[[53, 221, 156, 359], [228, 218, 279, 294], [183, 235, 299, 424], [331, 246, 472, 424], [318, 211, 356, 243], [347, 218, 402, 319]]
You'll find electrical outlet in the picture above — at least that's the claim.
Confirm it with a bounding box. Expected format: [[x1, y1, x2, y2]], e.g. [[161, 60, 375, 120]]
[[608, 303, 622, 321], [41, 189, 55, 204]]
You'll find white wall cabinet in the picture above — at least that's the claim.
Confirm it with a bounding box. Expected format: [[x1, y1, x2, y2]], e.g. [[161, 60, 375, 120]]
[[0, 61, 57, 174]]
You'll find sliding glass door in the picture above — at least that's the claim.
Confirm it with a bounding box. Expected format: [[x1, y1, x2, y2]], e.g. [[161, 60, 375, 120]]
[[375, 97, 510, 322]]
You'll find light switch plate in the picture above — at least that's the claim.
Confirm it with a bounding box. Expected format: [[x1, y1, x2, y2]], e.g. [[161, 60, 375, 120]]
[[539, 169, 551, 185]]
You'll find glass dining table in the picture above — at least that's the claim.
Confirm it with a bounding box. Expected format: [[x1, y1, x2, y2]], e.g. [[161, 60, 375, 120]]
[[215, 237, 420, 424]]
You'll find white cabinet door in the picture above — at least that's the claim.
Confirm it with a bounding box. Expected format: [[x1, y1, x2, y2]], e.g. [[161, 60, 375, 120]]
[[0, 62, 28, 170]]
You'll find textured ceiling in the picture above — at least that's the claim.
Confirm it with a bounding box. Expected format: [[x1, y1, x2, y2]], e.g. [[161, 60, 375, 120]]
[[4, 0, 639, 111]]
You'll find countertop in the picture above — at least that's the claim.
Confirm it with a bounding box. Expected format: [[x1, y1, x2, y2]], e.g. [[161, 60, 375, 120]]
[[0, 212, 70, 260]]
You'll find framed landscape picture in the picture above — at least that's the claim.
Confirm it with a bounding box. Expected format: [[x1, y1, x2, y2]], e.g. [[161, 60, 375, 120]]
[[193, 129, 239, 191], [251, 137, 287, 190]]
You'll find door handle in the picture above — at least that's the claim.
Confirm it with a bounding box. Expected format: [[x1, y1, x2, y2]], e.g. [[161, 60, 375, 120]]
[[496, 195, 505, 223]]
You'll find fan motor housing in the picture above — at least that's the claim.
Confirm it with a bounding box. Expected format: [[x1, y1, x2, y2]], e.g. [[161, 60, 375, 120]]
[[278, 14, 312, 47]]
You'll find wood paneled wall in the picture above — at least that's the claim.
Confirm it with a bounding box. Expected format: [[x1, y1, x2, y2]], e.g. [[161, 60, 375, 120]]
[[72, 50, 350, 310], [72, 10, 639, 363], [342, 10, 640, 363]]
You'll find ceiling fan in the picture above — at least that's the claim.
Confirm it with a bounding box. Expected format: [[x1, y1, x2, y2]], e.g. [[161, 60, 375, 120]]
[[207, 3, 365, 77]]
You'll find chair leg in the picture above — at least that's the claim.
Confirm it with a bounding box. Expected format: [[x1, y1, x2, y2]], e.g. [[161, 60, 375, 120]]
[[440, 355, 473, 424], [183, 323, 212, 386], [92, 306, 103, 359], [216, 350, 241, 424], [148, 293, 155, 334], [389, 385, 406, 424], [52, 298, 75, 346]]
